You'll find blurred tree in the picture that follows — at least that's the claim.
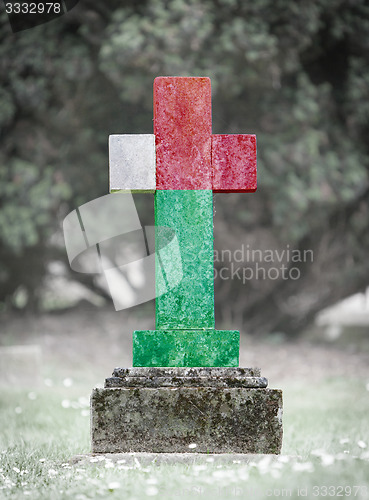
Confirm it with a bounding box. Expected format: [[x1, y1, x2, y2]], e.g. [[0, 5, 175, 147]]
[[0, 0, 368, 334]]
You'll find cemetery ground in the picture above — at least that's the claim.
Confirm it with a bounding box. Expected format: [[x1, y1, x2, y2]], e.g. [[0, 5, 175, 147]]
[[1, 305, 369, 499]]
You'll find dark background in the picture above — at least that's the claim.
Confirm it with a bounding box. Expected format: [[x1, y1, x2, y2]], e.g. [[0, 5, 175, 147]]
[[1, 0, 369, 337]]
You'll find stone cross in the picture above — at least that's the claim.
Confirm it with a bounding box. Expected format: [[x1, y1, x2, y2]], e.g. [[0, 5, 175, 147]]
[[109, 77, 257, 367]]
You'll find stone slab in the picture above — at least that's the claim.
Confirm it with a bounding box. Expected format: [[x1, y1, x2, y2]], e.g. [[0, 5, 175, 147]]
[[91, 386, 283, 454], [112, 367, 261, 377], [108, 367, 264, 389], [154, 77, 212, 189], [105, 376, 267, 388], [212, 134, 257, 193], [132, 330, 239, 367], [109, 134, 156, 192], [155, 190, 215, 330]]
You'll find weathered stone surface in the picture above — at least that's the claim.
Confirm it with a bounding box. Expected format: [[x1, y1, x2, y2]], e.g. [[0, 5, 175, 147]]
[[132, 330, 239, 367], [105, 376, 268, 388], [154, 77, 212, 190], [212, 134, 257, 193], [113, 367, 261, 377], [109, 134, 156, 192], [91, 386, 283, 454], [155, 189, 215, 330]]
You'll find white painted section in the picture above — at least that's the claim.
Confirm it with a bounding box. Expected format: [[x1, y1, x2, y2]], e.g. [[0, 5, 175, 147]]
[[109, 134, 156, 192]]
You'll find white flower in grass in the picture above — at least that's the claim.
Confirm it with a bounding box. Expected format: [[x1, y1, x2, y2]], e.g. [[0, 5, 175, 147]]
[[321, 454, 335, 467], [311, 449, 325, 457], [89, 458, 99, 463], [146, 486, 158, 496], [108, 482, 121, 491], [271, 468, 281, 479], [256, 455, 272, 474], [104, 462, 114, 469], [292, 462, 314, 472], [39, 459, 46, 463], [339, 438, 349, 445], [63, 378, 73, 387], [212, 469, 227, 479], [13, 467, 20, 474], [48, 469, 58, 477], [61, 400, 70, 409], [4, 477, 14, 487], [336, 453, 349, 460], [188, 443, 197, 449], [238, 468, 249, 481], [116, 459, 126, 464], [272, 461, 283, 470], [193, 464, 207, 472], [117, 465, 130, 470], [78, 396, 89, 407], [358, 440, 367, 449]]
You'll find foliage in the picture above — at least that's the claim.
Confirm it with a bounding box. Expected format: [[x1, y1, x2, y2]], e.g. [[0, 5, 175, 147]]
[[0, 0, 369, 332]]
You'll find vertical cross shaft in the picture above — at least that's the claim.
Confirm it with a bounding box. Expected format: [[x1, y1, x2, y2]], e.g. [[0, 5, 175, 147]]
[[109, 77, 257, 367], [154, 78, 214, 331]]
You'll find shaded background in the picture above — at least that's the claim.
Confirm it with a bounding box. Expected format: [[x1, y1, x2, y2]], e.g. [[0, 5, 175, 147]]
[[1, 0, 369, 341]]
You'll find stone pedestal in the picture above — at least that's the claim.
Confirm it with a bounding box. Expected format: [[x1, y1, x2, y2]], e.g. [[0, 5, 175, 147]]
[[91, 368, 283, 454]]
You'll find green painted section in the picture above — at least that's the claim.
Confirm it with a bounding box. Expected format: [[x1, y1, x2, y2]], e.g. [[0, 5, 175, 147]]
[[132, 330, 239, 367], [155, 190, 215, 329]]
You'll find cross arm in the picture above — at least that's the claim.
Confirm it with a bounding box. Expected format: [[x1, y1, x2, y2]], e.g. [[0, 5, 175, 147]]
[[212, 134, 257, 193], [109, 134, 156, 193]]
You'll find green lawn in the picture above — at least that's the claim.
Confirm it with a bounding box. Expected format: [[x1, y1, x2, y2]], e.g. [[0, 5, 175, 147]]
[[0, 377, 368, 499]]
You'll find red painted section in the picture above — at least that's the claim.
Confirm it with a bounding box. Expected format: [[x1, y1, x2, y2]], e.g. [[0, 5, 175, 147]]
[[212, 134, 257, 193], [154, 77, 212, 190]]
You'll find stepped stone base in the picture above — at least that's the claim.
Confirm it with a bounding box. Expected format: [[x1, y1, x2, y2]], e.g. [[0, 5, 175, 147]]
[[91, 368, 283, 454]]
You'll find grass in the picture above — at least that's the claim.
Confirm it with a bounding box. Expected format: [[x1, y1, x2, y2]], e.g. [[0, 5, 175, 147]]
[[0, 377, 369, 499]]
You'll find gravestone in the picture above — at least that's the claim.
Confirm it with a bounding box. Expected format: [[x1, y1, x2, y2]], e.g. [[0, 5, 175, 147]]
[[91, 77, 283, 453]]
